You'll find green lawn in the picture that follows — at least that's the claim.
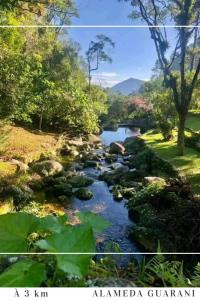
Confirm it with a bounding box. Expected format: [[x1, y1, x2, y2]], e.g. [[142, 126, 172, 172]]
[[142, 131, 200, 195], [186, 112, 200, 132]]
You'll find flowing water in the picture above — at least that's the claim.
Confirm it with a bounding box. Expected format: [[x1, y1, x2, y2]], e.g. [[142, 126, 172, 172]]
[[1, 127, 142, 262], [64, 127, 142, 261]]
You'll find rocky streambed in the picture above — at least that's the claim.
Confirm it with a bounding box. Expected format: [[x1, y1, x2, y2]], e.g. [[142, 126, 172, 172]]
[[0, 128, 198, 258], [0, 129, 143, 259]]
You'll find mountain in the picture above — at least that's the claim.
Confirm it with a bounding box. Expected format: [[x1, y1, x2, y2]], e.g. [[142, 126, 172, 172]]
[[111, 78, 145, 95]]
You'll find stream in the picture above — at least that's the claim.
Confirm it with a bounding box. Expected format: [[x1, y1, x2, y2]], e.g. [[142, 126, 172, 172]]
[[0, 126, 142, 263], [65, 127, 142, 261]]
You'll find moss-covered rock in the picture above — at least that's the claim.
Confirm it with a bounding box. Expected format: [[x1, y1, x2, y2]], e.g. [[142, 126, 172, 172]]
[[68, 175, 94, 188], [109, 142, 125, 155], [74, 188, 93, 200], [51, 183, 73, 197], [31, 160, 63, 177], [5, 185, 33, 211]]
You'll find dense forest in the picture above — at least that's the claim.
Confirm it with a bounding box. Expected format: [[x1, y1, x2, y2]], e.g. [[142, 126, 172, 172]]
[[0, 0, 200, 289]]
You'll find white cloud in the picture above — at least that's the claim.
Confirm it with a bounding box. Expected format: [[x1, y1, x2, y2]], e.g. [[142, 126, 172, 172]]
[[91, 71, 121, 87], [92, 72, 119, 78]]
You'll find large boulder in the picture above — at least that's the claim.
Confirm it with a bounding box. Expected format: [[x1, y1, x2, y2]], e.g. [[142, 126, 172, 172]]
[[99, 166, 129, 185], [109, 142, 125, 155], [31, 160, 63, 176]]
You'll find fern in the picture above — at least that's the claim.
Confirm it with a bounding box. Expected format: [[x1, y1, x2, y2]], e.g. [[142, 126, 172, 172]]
[[191, 263, 200, 287]]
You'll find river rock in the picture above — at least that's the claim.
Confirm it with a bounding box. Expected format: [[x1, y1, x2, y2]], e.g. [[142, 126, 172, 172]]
[[68, 175, 94, 188], [53, 176, 68, 185], [105, 153, 118, 163], [74, 187, 93, 200], [111, 163, 123, 170], [109, 142, 125, 155], [5, 185, 33, 210], [112, 185, 123, 201], [52, 183, 73, 197], [144, 176, 167, 186], [31, 160, 63, 176], [10, 159, 29, 173], [99, 166, 129, 185], [84, 160, 100, 168]]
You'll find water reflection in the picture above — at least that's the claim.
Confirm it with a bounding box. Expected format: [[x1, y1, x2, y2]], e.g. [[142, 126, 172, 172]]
[[100, 127, 140, 145]]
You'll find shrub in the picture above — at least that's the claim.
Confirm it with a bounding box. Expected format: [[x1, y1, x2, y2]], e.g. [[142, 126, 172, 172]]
[[159, 119, 173, 141]]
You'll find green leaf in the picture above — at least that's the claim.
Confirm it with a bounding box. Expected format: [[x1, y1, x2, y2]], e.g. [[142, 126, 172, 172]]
[[76, 211, 110, 233], [0, 260, 46, 287], [36, 224, 96, 277], [0, 213, 39, 252], [38, 215, 68, 234]]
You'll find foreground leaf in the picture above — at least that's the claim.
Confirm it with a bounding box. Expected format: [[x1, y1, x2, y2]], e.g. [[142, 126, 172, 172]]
[[0, 213, 39, 252], [77, 211, 110, 233], [0, 260, 46, 287], [38, 215, 68, 234], [36, 224, 96, 277]]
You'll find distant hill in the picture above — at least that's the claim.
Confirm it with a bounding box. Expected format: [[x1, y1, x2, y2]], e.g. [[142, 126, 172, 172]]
[[111, 78, 145, 95]]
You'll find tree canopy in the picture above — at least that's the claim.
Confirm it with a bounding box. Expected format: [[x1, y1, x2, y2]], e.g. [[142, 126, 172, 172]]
[[0, 2, 109, 134], [122, 0, 200, 155]]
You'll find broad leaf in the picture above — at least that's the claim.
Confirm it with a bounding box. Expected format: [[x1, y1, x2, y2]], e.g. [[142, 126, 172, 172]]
[[0, 260, 46, 287], [38, 215, 68, 234], [0, 213, 39, 252], [36, 224, 96, 277], [77, 211, 110, 233]]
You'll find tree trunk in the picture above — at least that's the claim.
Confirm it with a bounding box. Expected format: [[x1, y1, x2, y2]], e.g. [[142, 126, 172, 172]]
[[177, 113, 186, 156], [39, 112, 43, 131], [88, 69, 91, 93]]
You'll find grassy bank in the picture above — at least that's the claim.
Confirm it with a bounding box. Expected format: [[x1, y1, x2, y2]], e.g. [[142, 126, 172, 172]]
[[142, 131, 200, 195], [186, 111, 200, 132], [0, 123, 59, 178]]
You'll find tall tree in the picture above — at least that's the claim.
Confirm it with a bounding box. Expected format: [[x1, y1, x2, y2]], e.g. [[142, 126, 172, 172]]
[[0, 0, 78, 25], [122, 0, 200, 155], [86, 35, 115, 92]]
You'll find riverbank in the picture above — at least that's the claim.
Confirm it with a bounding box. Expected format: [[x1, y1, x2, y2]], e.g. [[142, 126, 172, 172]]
[[0, 125, 200, 286], [142, 130, 200, 195]]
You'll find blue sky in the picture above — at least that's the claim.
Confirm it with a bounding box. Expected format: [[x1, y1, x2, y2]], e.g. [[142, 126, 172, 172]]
[[66, 0, 176, 87]]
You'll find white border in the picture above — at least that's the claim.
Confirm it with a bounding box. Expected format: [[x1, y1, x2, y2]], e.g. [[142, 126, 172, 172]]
[[0, 25, 200, 28]]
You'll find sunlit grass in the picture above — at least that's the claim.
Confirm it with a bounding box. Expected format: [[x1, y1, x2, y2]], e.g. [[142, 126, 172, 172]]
[[186, 112, 200, 132], [142, 131, 200, 195], [0, 124, 58, 163]]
